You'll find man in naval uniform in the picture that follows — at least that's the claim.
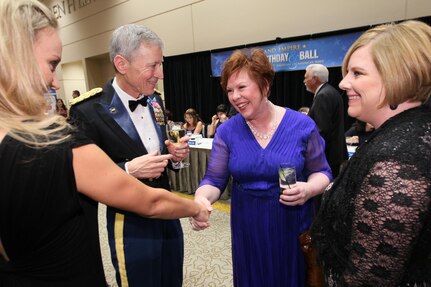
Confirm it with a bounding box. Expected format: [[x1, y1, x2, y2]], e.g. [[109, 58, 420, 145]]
[[69, 24, 189, 287]]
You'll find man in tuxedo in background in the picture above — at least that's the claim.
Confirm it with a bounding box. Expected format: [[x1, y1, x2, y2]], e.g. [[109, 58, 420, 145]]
[[70, 24, 189, 287], [304, 64, 348, 179]]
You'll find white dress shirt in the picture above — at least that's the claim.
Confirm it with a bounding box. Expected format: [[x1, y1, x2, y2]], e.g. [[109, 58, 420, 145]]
[[112, 78, 160, 172]]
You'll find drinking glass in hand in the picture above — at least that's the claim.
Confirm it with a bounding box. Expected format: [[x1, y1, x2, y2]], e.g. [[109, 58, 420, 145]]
[[166, 121, 189, 168], [278, 163, 296, 192]]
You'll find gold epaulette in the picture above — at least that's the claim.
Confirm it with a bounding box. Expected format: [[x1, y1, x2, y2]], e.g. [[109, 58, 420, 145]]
[[154, 88, 162, 95], [69, 87, 103, 106]]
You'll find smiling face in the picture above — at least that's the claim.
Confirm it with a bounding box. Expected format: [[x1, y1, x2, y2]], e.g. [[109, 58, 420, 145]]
[[56, 99, 64, 107], [33, 27, 62, 91], [226, 69, 268, 121], [116, 43, 163, 98], [339, 44, 386, 127]]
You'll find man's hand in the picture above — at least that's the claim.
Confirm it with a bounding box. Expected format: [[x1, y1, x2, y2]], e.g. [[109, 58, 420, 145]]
[[127, 150, 172, 179], [165, 135, 190, 162]]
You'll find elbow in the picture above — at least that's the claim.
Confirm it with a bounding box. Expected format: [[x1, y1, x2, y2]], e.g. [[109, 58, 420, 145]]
[[139, 205, 162, 219], [138, 197, 174, 219]]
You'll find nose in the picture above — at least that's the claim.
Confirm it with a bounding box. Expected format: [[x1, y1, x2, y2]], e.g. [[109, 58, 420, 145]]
[[51, 75, 60, 90], [339, 75, 350, 91], [232, 89, 241, 101], [155, 64, 164, 79]]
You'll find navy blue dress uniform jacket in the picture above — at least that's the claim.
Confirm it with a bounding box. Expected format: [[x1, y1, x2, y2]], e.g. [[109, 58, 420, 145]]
[[69, 80, 183, 287]]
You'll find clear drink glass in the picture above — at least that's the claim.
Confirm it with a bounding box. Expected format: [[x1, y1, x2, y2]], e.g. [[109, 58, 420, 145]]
[[278, 163, 297, 191], [166, 121, 189, 168]]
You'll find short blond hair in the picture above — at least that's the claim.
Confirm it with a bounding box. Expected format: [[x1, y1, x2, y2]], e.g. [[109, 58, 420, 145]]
[[342, 20, 431, 107]]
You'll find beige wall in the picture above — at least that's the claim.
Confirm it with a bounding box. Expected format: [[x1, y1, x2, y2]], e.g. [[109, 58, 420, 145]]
[[61, 60, 86, 104], [41, 0, 431, 102]]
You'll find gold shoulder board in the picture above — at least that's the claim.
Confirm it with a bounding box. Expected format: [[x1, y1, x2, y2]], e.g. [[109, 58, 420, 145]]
[[69, 87, 103, 106]]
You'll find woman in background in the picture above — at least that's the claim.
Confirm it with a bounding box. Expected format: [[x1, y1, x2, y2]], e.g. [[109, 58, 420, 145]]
[[207, 104, 229, 138], [311, 20, 431, 286], [0, 1, 208, 286], [56, 98, 68, 118], [183, 108, 203, 134]]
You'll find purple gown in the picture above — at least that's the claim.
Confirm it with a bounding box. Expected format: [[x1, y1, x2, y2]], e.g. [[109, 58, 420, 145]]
[[200, 108, 331, 287]]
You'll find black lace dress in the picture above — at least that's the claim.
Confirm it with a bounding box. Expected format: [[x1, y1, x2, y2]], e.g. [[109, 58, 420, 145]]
[[311, 105, 431, 286]]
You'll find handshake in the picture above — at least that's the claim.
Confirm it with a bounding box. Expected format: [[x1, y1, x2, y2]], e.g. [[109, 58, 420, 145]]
[[190, 196, 213, 231]]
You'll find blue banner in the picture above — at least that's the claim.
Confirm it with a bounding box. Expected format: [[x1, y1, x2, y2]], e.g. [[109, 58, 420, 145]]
[[210, 32, 362, 77]]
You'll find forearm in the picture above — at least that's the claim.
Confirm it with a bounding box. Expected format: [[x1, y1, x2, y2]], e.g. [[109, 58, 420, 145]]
[[206, 124, 215, 137], [101, 174, 200, 219], [145, 188, 200, 219], [74, 144, 199, 220], [306, 172, 331, 198], [194, 122, 203, 134], [195, 184, 221, 204]]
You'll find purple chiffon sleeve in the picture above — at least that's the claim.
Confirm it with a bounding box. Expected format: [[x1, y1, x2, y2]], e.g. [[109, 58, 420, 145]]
[[199, 132, 230, 194], [305, 126, 333, 182]]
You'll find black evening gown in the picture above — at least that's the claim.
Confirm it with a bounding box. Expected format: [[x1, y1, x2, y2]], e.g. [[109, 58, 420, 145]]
[[0, 131, 106, 286]]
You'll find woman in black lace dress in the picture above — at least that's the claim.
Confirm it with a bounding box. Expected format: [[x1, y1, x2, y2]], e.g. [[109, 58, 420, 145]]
[[311, 20, 431, 286]]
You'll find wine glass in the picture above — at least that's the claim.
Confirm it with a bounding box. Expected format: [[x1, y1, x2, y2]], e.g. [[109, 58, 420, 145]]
[[166, 121, 190, 168]]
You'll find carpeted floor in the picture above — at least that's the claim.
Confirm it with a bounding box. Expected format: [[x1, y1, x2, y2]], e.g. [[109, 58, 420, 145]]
[[176, 192, 233, 287], [99, 194, 233, 287]]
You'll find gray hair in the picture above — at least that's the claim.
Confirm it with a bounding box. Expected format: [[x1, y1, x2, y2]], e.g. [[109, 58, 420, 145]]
[[109, 24, 164, 63], [306, 64, 329, 83]]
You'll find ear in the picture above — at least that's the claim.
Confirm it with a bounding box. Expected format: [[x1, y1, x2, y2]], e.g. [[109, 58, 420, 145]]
[[264, 80, 270, 96], [113, 55, 128, 75]]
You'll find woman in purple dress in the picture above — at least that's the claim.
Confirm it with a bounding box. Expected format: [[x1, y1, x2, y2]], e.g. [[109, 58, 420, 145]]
[[191, 49, 332, 287], [0, 1, 209, 285]]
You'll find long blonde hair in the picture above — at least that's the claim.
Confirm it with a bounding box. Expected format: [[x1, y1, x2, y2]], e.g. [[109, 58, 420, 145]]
[[0, 0, 70, 147]]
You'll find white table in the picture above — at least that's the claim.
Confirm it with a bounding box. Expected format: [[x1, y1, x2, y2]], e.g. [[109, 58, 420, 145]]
[[168, 138, 232, 198], [168, 139, 213, 194], [347, 145, 357, 158]]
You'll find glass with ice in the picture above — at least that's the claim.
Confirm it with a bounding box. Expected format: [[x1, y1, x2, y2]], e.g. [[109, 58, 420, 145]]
[[278, 163, 296, 191]]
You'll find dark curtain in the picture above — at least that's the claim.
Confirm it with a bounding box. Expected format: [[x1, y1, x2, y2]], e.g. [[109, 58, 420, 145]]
[[163, 53, 353, 129], [163, 16, 430, 130], [271, 67, 353, 131], [163, 51, 228, 124]]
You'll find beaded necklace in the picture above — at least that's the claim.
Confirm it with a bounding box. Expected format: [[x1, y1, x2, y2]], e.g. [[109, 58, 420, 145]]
[[246, 102, 277, 140]]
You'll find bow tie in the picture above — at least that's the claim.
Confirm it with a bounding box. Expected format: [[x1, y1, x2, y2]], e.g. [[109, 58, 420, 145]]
[[129, 96, 148, 112]]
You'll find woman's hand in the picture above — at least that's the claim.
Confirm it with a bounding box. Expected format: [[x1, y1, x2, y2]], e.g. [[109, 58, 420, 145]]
[[279, 172, 331, 206], [211, 114, 218, 123], [279, 181, 311, 206]]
